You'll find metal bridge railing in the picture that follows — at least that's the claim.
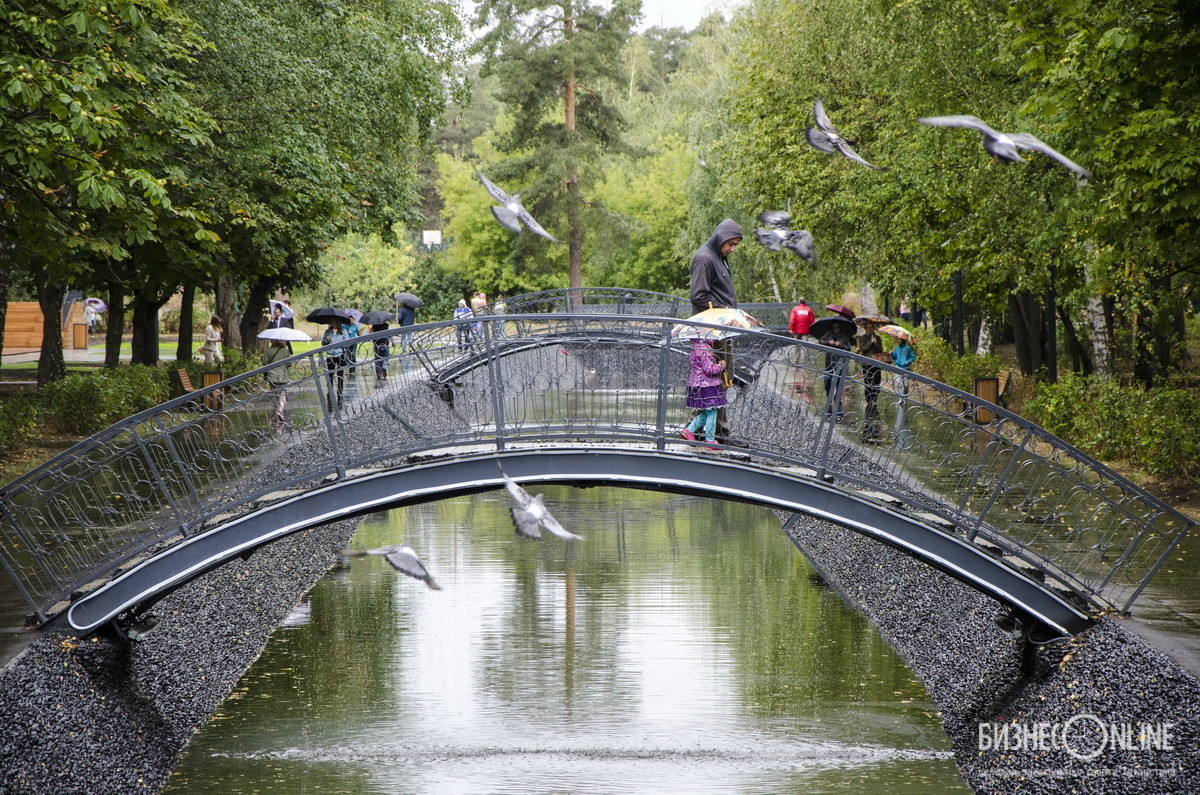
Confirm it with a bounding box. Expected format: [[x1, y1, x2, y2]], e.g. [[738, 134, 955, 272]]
[[494, 288, 793, 329], [0, 314, 1192, 623]]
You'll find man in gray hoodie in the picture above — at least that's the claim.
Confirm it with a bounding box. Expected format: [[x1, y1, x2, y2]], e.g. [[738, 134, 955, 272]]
[[688, 219, 746, 446], [690, 218, 742, 314]]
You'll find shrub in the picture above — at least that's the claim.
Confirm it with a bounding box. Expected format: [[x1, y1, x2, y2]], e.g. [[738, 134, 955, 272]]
[[0, 393, 41, 455], [1025, 374, 1200, 482], [43, 366, 174, 435], [160, 307, 181, 334], [908, 329, 1000, 394]]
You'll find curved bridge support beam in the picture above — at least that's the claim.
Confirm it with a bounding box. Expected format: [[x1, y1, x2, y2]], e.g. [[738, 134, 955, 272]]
[[61, 449, 1095, 639]]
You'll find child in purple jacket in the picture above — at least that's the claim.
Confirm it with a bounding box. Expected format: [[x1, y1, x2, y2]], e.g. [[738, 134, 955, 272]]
[[679, 337, 728, 449]]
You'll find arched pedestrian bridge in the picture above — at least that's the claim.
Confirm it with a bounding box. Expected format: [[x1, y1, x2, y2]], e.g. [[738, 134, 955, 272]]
[[0, 304, 1192, 644]]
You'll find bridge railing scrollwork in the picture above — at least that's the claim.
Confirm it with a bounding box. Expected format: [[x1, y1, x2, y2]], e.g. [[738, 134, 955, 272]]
[[0, 313, 1192, 624]]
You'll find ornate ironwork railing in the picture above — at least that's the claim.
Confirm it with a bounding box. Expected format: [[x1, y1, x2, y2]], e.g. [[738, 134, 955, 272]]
[[493, 288, 792, 329], [0, 314, 1192, 623]]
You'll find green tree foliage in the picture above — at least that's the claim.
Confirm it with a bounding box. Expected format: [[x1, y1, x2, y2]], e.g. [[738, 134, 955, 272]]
[[0, 0, 214, 259], [725, 0, 1200, 382], [473, 0, 638, 290], [1003, 0, 1200, 383], [172, 0, 465, 352], [1, 0, 216, 381], [589, 134, 693, 291], [304, 232, 419, 311]]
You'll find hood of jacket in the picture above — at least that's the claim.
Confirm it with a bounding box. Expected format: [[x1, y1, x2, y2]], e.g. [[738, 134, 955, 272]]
[[707, 219, 743, 252]]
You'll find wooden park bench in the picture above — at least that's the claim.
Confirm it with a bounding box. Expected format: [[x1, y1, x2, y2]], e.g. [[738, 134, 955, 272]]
[[176, 368, 196, 396]]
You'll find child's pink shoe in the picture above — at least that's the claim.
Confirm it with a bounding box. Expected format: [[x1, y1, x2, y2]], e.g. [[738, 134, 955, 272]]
[[679, 429, 696, 441]]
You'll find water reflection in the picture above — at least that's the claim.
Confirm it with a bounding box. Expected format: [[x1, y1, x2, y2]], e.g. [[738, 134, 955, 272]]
[[167, 488, 966, 793]]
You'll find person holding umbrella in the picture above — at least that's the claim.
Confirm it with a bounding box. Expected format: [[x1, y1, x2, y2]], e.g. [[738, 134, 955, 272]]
[[855, 315, 892, 443], [308, 308, 351, 411], [394, 293, 422, 352], [359, 312, 394, 383], [810, 311, 857, 423]]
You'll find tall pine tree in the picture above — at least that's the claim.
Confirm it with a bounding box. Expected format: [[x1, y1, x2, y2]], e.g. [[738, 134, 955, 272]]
[[474, 0, 637, 291]]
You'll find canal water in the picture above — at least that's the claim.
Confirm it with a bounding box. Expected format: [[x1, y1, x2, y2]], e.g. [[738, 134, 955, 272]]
[[165, 486, 965, 793]]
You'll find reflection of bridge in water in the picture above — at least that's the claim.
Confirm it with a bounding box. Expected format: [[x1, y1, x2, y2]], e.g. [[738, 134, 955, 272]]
[[0, 290, 1193, 646]]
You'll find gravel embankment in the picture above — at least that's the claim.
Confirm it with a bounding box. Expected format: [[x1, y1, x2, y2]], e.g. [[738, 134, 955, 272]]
[[786, 514, 1200, 794], [0, 517, 359, 794]]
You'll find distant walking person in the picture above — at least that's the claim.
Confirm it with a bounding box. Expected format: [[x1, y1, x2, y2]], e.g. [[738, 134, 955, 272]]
[[454, 299, 473, 351], [199, 316, 223, 365], [689, 218, 745, 446], [397, 302, 417, 352], [788, 298, 815, 340]]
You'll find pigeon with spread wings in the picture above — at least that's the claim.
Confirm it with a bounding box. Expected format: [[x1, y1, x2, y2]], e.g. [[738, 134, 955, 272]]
[[340, 545, 441, 590], [477, 172, 560, 243], [754, 211, 818, 264], [502, 473, 582, 542], [805, 99, 885, 171], [918, 115, 1091, 186]]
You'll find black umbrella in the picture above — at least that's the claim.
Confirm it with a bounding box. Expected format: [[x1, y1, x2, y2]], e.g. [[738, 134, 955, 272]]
[[810, 315, 858, 345], [306, 307, 352, 324], [359, 310, 394, 326], [395, 292, 424, 309]]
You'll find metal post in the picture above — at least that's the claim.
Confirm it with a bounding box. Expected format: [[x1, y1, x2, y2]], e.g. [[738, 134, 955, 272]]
[[812, 354, 846, 479], [483, 320, 507, 450], [311, 351, 346, 479], [158, 427, 203, 512], [968, 427, 1034, 541], [130, 427, 190, 538], [0, 495, 62, 594], [654, 321, 673, 450], [0, 502, 49, 621], [1116, 518, 1194, 613]]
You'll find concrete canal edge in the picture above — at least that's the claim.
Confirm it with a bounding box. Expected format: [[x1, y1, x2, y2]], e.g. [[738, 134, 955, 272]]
[[0, 508, 1197, 793], [783, 512, 1200, 792], [0, 518, 361, 794]]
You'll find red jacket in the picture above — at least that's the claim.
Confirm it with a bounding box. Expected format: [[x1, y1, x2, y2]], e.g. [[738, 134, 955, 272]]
[[789, 303, 815, 334]]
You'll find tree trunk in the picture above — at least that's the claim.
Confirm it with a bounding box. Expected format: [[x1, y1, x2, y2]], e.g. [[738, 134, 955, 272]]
[[104, 280, 126, 369], [1043, 280, 1057, 383], [564, 1, 583, 297], [35, 278, 66, 386], [859, 283, 877, 316], [215, 274, 242, 350], [1008, 291, 1044, 376], [239, 277, 272, 354], [129, 290, 162, 365], [176, 283, 195, 361], [952, 271, 965, 355], [975, 313, 993, 356], [0, 250, 10, 370], [1057, 300, 1093, 376]]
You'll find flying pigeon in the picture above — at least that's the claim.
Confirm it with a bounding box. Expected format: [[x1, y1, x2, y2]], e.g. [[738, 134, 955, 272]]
[[477, 171, 559, 243], [805, 99, 885, 171], [918, 115, 1092, 186], [755, 212, 818, 265], [340, 544, 441, 589], [757, 210, 792, 229], [501, 473, 582, 542]]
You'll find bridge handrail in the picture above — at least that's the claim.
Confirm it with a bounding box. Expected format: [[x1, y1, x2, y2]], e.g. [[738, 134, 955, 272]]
[[495, 288, 793, 328], [0, 313, 1191, 623]]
